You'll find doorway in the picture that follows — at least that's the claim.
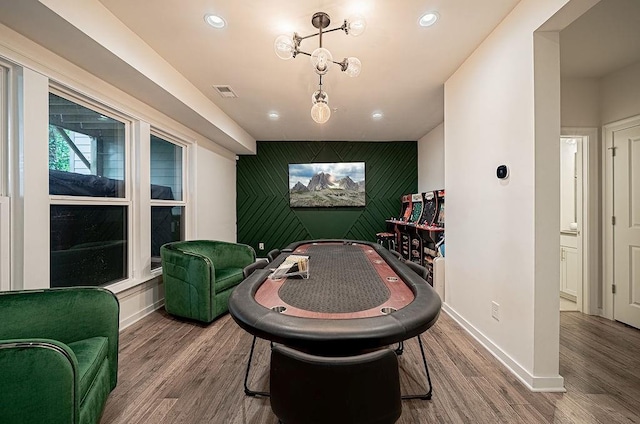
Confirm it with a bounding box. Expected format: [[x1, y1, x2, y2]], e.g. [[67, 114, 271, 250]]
[[559, 129, 599, 316]]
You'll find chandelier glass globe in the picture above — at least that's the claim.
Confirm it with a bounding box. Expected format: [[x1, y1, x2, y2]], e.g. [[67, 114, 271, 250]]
[[310, 48, 333, 75], [347, 15, 367, 36], [344, 57, 362, 77], [274, 35, 295, 60], [311, 101, 331, 124]]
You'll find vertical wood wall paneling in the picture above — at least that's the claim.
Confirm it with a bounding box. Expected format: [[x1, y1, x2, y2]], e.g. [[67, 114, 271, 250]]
[[237, 141, 417, 253]]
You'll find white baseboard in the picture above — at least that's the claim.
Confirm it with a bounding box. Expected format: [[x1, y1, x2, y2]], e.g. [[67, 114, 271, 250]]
[[119, 298, 164, 330], [116, 278, 165, 330], [442, 303, 566, 393]]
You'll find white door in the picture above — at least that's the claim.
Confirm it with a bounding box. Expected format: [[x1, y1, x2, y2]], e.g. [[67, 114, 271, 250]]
[[613, 123, 640, 329]]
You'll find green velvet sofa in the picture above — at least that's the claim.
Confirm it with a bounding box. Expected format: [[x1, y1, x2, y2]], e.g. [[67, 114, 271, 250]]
[[0, 287, 119, 424], [160, 240, 256, 323]]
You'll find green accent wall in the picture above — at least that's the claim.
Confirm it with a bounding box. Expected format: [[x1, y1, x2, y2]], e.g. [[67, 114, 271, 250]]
[[237, 141, 417, 254]]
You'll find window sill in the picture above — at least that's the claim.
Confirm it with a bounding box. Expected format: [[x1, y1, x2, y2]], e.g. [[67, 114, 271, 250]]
[[106, 269, 163, 295]]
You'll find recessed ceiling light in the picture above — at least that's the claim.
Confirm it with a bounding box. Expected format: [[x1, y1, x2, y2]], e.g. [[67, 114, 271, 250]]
[[372, 112, 383, 120], [268, 112, 280, 120], [419, 12, 439, 27], [204, 14, 226, 29]]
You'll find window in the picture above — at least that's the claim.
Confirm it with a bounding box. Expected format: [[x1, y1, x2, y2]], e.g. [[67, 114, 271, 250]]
[[50, 205, 127, 287], [150, 133, 185, 269], [49, 93, 126, 197], [49, 91, 129, 287]]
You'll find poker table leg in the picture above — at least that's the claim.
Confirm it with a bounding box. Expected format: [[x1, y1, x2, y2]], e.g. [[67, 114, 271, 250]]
[[401, 334, 433, 400], [395, 341, 404, 355], [243, 335, 270, 397]]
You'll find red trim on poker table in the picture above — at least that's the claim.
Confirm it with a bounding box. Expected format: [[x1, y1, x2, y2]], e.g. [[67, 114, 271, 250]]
[[254, 242, 415, 319]]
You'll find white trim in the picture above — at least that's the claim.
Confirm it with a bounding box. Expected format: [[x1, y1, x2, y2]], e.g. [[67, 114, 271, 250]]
[[50, 84, 133, 130], [131, 120, 149, 280], [0, 197, 9, 291], [104, 269, 163, 295], [603, 115, 640, 321], [188, 144, 197, 239], [0, 65, 6, 196], [50, 197, 130, 205], [112, 276, 164, 329], [0, 66, 8, 291], [149, 199, 187, 206], [119, 299, 164, 330], [20, 68, 50, 290], [149, 131, 188, 205], [443, 303, 566, 392], [149, 130, 189, 272], [6, 61, 22, 290], [150, 127, 192, 150]]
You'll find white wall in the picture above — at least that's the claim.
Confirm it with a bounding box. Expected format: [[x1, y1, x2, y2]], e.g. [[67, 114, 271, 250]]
[[194, 145, 237, 242], [16, 68, 50, 290], [442, 0, 598, 391], [561, 77, 600, 127], [417, 123, 444, 192], [601, 61, 640, 125], [560, 61, 640, 129]]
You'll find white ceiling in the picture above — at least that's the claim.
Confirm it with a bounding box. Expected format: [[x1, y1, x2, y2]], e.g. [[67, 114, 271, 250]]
[[0, 0, 519, 141], [0, 0, 637, 149], [92, 0, 520, 142]]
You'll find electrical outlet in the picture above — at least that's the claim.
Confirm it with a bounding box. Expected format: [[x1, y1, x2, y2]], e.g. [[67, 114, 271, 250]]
[[491, 301, 500, 321], [258, 242, 264, 250]]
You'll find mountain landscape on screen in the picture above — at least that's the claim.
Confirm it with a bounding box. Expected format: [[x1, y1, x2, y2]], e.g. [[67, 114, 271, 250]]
[[290, 170, 365, 207]]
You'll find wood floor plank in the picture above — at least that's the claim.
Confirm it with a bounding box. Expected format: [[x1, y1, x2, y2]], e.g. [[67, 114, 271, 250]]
[[101, 309, 640, 424]]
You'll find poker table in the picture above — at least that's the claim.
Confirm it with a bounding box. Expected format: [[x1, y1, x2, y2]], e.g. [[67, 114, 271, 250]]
[[229, 240, 442, 356]]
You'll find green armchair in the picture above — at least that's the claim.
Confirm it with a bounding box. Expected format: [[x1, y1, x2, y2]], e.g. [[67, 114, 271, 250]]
[[160, 240, 256, 323], [0, 287, 119, 424]]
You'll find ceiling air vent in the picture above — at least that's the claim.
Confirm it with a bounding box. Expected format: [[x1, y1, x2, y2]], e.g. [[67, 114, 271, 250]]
[[213, 85, 238, 98]]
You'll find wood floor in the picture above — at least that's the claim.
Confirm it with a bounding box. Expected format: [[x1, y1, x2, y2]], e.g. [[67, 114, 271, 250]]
[[101, 310, 640, 424]]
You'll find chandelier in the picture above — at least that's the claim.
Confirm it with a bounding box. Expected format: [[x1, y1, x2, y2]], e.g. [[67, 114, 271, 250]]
[[274, 12, 366, 124]]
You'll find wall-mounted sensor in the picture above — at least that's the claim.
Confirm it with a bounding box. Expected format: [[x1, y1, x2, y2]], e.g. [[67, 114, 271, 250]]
[[496, 165, 509, 179]]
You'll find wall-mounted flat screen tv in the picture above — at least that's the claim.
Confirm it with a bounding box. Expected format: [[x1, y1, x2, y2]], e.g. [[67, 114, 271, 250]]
[[289, 162, 365, 208]]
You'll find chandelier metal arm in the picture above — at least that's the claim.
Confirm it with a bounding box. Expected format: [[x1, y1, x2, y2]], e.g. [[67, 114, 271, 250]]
[[320, 25, 347, 35], [293, 49, 351, 72], [295, 25, 347, 42]]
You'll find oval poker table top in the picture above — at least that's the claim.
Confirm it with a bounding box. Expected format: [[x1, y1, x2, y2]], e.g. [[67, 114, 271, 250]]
[[229, 239, 442, 355]]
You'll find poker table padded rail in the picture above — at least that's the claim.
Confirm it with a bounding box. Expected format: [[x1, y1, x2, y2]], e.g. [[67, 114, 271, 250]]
[[229, 240, 442, 356]]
